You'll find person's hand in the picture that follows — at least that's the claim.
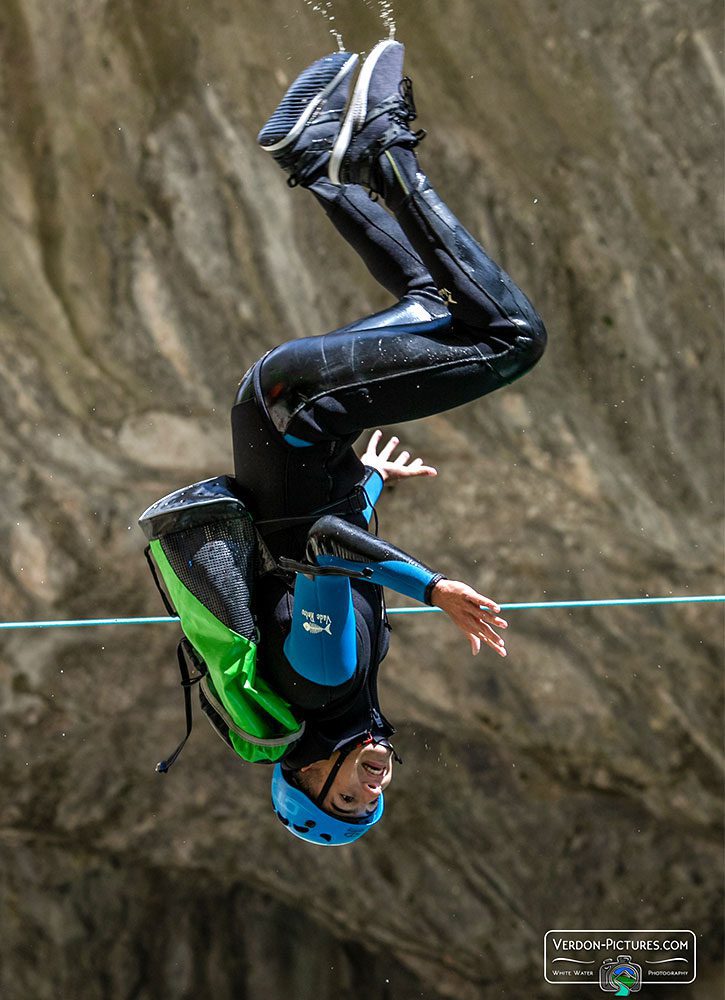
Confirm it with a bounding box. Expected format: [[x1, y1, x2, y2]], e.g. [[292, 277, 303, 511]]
[[431, 579, 508, 657], [361, 430, 438, 483]]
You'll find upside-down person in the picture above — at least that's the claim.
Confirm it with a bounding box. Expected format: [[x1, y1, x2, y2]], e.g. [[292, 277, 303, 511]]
[[146, 39, 547, 847]]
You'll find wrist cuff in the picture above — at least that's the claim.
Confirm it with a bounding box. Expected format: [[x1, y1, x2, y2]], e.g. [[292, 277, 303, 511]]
[[424, 573, 446, 606], [363, 466, 385, 487]]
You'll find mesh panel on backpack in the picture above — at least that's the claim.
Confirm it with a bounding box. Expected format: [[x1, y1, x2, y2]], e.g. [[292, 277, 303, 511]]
[[159, 514, 257, 640]]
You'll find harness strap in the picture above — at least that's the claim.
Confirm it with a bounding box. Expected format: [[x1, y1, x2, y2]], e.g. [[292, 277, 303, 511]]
[[155, 639, 204, 773], [315, 743, 355, 807], [255, 485, 368, 535]]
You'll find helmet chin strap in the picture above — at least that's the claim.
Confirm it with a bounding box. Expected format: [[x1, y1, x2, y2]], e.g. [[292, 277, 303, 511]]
[[314, 736, 401, 809]]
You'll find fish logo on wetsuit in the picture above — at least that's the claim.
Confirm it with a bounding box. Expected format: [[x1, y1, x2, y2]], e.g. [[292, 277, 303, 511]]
[[301, 609, 333, 636]]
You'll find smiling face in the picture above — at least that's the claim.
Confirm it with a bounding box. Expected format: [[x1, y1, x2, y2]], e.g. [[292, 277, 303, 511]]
[[297, 742, 394, 820]]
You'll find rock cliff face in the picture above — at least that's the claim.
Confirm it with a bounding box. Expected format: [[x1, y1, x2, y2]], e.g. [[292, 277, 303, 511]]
[[0, 1, 722, 998]]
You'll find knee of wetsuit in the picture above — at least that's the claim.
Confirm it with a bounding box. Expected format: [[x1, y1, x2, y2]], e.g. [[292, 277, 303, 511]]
[[233, 364, 257, 407], [256, 344, 316, 443], [509, 311, 547, 377], [485, 311, 546, 386]]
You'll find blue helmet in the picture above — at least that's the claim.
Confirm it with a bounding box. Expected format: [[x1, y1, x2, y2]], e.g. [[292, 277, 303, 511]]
[[271, 763, 384, 846]]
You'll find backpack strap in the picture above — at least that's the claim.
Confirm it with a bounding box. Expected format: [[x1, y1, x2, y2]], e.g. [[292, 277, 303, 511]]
[[155, 639, 205, 773], [254, 529, 279, 577], [144, 544, 176, 617], [276, 556, 373, 581], [198, 675, 306, 747]]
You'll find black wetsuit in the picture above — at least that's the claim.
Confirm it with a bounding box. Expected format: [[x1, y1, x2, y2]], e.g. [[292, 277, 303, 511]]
[[231, 152, 547, 764]]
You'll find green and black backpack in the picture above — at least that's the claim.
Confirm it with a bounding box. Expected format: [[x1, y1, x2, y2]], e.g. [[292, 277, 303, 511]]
[[140, 475, 371, 771], [140, 476, 306, 769]]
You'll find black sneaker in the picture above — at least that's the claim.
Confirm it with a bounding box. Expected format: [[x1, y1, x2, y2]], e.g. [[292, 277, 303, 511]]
[[257, 51, 359, 187], [328, 40, 424, 190]]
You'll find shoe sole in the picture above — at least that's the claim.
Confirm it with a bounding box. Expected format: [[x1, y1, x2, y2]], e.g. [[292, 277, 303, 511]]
[[328, 38, 398, 185], [261, 54, 359, 153]]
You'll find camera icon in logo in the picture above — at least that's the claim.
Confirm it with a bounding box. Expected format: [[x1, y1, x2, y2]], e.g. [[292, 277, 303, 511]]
[[599, 955, 642, 995]]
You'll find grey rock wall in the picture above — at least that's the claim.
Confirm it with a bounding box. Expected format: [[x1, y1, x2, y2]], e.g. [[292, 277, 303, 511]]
[[0, 1, 722, 998]]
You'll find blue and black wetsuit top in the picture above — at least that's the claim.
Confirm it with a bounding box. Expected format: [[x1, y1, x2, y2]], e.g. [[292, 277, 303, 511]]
[[252, 466, 444, 767]]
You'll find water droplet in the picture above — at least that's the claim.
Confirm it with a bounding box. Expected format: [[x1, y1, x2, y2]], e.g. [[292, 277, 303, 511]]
[[302, 0, 346, 49]]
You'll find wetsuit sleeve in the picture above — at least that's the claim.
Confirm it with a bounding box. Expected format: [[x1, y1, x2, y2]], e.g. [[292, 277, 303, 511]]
[[306, 515, 445, 606], [283, 573, 358, 687], [360, 466, 384, 524]]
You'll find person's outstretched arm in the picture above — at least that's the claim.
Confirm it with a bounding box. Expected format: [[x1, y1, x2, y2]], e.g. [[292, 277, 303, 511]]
[[283, 429, 505, 685], [306, 515, 508, 657]]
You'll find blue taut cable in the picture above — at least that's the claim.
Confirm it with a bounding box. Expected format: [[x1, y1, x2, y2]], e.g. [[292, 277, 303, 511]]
[[0, 594, 723, 630], [0, 616, 181, 630], [387, 594, 725, 615]]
